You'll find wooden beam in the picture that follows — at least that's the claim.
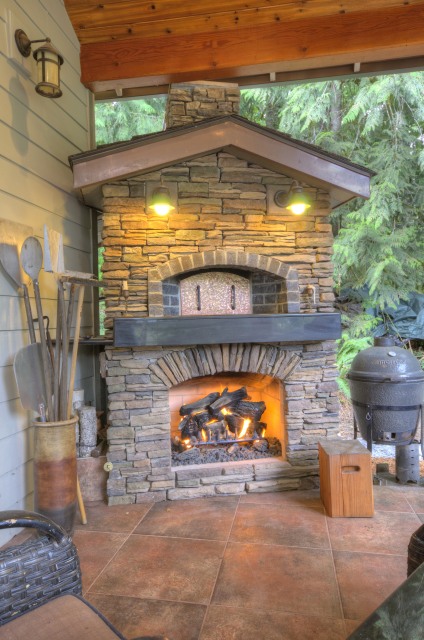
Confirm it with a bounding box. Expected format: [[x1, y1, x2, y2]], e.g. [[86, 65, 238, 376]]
[[94, 56, 424, 101], [80, 5, 424, 91], [113, 313, 342, 347]]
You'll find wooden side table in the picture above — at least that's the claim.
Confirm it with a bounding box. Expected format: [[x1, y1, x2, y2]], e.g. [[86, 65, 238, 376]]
[[319, 439, 374, 517]]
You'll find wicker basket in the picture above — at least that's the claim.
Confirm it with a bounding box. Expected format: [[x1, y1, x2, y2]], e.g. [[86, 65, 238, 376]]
[[407, 523, 424, 577], [0, 510, 82, 625]]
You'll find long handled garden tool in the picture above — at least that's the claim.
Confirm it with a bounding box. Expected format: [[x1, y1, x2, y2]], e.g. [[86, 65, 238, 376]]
[[20, 237, 54, 421], [44, 227, 89, 524], [13, 343, 52, 420]]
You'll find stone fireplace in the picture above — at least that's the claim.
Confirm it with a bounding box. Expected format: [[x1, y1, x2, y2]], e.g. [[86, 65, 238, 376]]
[[69, 81, 373, 504]]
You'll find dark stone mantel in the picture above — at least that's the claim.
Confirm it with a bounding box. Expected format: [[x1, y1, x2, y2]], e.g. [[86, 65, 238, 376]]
[[113, 313, 341, 347]]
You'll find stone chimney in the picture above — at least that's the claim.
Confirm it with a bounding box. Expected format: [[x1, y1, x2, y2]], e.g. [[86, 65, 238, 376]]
[[165, 81, 240, 128]]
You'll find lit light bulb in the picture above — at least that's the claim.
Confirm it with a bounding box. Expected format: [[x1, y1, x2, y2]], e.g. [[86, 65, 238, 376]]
[[152, 202, 173, 216], [287, 202, 309, 215]]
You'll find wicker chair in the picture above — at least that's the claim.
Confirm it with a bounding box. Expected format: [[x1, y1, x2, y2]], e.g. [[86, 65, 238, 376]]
[[0, 511, 168, 640]]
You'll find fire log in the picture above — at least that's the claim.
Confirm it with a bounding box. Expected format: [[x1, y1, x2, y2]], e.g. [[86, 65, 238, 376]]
[[233, 400, 266, 422], [179, 415, 200, 439], [192, 410, 210, 429], [180, 392, 220, 416], [209, 387, 248, 413], [225, 414, 246, 434]]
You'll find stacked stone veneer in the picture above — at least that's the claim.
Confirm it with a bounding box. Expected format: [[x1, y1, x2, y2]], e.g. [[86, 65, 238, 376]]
[[102, 157, 335, 326], [165, 81, 240, 128], [101, 80, 339, 503], [105, 341, 339, 504]]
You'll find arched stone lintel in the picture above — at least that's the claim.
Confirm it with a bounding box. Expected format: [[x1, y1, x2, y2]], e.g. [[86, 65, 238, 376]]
[[148, 250, 300, 316], [150, 345, 302, 388]]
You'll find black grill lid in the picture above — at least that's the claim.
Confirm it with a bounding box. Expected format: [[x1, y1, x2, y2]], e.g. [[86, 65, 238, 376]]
[[347, 344, 424, 383]]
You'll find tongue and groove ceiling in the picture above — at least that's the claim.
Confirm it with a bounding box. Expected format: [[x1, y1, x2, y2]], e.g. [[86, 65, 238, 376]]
[[63, 0, 424, 99]]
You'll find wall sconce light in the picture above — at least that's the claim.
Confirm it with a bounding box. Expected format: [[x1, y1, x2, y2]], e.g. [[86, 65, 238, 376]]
[[15, 29, 64, 98], [148, 185, 175, 216], [274, 181, 312, 215]]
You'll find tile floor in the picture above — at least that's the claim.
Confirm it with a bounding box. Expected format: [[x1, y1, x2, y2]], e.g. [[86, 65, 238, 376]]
[[72, 485, 424, 640]]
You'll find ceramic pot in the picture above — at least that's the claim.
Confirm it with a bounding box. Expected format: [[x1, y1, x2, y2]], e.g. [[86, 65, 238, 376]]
[[32, 416, 78, 534]]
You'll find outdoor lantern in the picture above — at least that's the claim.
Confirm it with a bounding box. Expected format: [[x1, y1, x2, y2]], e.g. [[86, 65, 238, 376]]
[[148, 186, 175, 216], [15, 29, 64, 98], [274, 181, 312, 215]]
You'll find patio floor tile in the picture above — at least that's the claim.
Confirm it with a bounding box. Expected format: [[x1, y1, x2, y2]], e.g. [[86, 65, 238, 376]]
[[326, 510, 421, 555], [200, 605, 347, 640], [372, 487, 414, 512], [74, 500, 152, 533], [403, 487, 424, 514], [212, 542, 343, 619], [333, 550, 407, 621], [72, 530, 128, 592], [87, 593, 206, 640], [88, 534, 226, 604], [239, 488, 324, 510], [229, 502, 330, 548], [133, 496, 238, 540]]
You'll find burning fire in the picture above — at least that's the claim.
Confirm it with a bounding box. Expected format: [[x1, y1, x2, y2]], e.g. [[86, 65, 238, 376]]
[[239, 419, 250, 439]]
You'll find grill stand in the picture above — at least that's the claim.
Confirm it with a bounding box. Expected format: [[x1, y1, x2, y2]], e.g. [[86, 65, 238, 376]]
[[353, 401, 423, 483]]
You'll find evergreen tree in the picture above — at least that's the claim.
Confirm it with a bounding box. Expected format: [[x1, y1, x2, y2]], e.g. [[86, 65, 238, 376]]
[[242, 74, 424, 311], [95, 96, 167, 145]]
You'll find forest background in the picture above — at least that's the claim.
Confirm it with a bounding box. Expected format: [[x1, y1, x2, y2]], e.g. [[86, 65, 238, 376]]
[[95, 74, 424, 393]]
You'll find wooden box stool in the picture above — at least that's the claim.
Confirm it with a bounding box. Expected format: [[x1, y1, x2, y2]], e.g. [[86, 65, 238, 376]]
[[319, 439, 374, 517]]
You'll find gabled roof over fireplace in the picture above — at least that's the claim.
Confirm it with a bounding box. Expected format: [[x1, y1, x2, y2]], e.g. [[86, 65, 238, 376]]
[[69, 114, 374, 210]]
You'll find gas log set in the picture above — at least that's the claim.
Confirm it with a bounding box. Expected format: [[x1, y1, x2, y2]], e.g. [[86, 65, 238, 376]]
[[171, 386, 282, 466]]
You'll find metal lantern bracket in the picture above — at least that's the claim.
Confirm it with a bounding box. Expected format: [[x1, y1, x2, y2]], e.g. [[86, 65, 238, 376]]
[[15, 29, 49, 58]]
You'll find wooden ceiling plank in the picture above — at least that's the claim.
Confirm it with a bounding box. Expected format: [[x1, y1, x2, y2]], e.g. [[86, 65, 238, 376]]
[[80, 5, 424, 88], [69, 0, 422, 45], [65, 0, 302, 28]]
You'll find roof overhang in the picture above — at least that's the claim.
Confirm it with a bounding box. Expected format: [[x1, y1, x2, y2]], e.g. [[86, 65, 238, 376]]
[[69, 115, 373, 210], [63, 1, 424, 98]]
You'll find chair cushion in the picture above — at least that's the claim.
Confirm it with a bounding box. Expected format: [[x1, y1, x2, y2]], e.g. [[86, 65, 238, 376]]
[[0, 594, 126, 639]]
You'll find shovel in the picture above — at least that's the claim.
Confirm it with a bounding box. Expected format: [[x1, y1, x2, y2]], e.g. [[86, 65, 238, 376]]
[[13, 343, 53, 419], [20, 237, 53, 420]]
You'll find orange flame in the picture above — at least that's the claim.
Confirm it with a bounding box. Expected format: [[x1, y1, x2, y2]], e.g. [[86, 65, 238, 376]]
[[239, 419, 250, 439]]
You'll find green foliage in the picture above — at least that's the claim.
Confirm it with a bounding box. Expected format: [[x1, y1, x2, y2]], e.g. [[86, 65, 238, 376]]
[[336, 314, 381, 397], [240, 87, 288, 130], [95, 97, 167, 145], [241, 73, 424, 312], [97, 247, 105, 335]]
